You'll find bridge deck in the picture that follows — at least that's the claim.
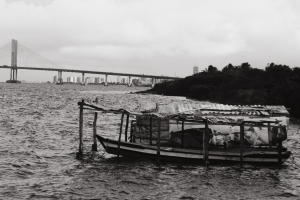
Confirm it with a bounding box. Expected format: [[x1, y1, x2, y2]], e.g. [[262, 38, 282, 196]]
[[0, 65, 182, 80]]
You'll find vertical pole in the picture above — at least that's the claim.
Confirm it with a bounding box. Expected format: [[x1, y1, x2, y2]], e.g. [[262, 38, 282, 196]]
[[278, 126, 282, 168], [150, 117, 153, 145], [10, 69, 12, 80], [268, 123, 272, 150], [92, 112, 98, 151], [16, 69, 17, 81], [203, 119, 209, 167], [77, 100, 84, 159], [117, 113, 125, 160], [181, 119, 184, 148], [157, 118, 161, 166], [125, 114, 129, 142], [129, 121, 134, 142], [240, 123, 245, 167]]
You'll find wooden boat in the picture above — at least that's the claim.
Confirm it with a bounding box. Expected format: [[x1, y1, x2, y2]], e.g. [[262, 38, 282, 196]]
[[95, 135, 290, 164], [77, 100, 291, 165]]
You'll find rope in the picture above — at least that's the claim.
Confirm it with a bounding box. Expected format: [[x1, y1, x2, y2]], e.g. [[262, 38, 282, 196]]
[[290, 152, 300, 168]]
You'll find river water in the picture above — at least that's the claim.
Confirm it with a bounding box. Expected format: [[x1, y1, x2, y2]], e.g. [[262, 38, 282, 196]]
[[1, 83, 300, 200]]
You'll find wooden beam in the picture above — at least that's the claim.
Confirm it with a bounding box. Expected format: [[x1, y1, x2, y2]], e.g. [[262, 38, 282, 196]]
[[76, 100, 84, 159], [117, 113, 125, 160], [150, 117, 153, 145], [203, 119, 209, 167], [92, 112, 98, 151], [157, 118, 161, 166], [125, 114, 129, 142]]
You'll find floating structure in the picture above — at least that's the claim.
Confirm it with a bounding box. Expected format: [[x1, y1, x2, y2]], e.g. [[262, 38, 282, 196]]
[[77, 100, 291, 167]]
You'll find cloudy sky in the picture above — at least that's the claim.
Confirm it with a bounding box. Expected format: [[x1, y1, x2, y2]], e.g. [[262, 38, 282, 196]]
[[1, 0, 300, 82]]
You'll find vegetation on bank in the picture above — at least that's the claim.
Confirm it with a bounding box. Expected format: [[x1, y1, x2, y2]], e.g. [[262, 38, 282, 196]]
[[146, 63, 300, 118]]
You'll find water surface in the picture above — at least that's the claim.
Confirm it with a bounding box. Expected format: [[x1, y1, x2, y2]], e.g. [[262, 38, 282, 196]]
[[0, 83, 300, 199]]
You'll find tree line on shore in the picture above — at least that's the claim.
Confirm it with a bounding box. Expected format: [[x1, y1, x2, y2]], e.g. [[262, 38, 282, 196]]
[[148, 63, 300, 118]]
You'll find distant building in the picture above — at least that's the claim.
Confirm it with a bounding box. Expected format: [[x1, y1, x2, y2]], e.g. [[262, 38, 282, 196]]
[[53, 75, 58, 83], [101, 78, 104, 83], [193, 66, 199, 75], [77, 77, 81, 83]]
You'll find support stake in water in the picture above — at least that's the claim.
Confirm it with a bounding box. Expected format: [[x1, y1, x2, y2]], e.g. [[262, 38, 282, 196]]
[[117, 113, 125, 160], [76, 100, 84, 159], [92, 112, 98, 151], [157, 118, 161, 166]]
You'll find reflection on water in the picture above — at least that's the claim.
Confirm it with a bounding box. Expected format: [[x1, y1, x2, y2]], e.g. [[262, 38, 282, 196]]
[[0, 83, 300, 199]]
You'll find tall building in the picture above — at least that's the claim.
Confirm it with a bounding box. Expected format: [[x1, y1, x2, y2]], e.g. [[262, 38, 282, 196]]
[[91, 77, 95, 83], [193, 66, 199, 75], [53, 75, 58, 83]]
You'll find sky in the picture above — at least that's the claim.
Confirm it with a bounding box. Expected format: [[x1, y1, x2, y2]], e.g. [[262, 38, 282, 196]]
[[1, 0, 300, 82]]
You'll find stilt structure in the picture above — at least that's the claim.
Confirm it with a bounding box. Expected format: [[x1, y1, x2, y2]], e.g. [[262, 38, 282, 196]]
[[6, 39, 21, 83]]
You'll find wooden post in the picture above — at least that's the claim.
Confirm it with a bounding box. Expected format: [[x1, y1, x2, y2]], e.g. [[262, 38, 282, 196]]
[[268, 123, 272, 150], [157, 118, 161, 166], [117, 113, 125, 160], [92, 112, 98, 151], [278, 126, 282, 168], [76, 100, 84, 159], [240, 123, 245, 167], [125, 114, 129, 142], [181, 119, 184, 148], [150, 117, 153, 145], [203, 119, 209, 167], [129, 121, 134, 142]]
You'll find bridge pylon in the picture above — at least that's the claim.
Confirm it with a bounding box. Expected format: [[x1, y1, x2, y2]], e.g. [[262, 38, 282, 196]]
[[6, 39, 21, 83], [56, 71, 63, 85]]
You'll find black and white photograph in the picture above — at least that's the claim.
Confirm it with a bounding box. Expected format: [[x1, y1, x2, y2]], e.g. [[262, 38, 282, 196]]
[[0, 0, 300, 199]]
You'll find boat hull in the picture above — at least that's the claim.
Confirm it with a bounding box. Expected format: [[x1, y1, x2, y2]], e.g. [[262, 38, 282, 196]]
[[96, 135, 291, 164]]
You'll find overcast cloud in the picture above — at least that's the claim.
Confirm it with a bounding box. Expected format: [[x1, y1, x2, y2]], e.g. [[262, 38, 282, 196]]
[[1, 0, 300, 81]]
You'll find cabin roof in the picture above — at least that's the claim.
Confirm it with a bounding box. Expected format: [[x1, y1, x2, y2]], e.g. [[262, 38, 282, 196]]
[[79, 100, 289, 119]]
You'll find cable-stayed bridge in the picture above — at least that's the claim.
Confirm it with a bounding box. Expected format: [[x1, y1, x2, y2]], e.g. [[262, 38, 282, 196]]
[[0, 40, 182, 85]]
